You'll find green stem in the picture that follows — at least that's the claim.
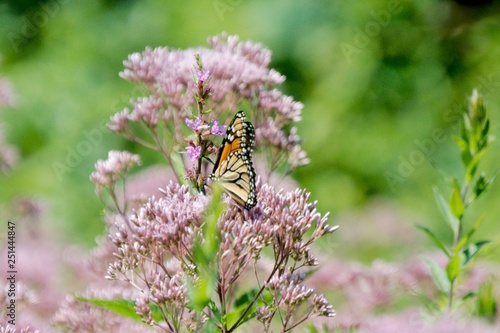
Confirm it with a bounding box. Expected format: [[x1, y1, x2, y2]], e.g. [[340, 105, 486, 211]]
[[448, 280, 455, 310]]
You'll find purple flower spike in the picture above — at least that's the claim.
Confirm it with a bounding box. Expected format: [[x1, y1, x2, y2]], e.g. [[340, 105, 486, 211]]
[[185, 116, 208, 133], [186, 145, 201, 161], [196, 69, 210, 83], [210, 119, 225, 136]]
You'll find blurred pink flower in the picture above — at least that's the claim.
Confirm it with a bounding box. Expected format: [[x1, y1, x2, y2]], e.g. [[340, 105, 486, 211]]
[[90, 150, 141, 194], [355, 310, 499, 333], [186, 145, 201, 161], [185, 116, 207, 132], [335, 198, 421, 254], [0, 200, 75, 331], [195, 69, 210, 83], [210, 118, 225, 136], [0, 77, 16, 108]]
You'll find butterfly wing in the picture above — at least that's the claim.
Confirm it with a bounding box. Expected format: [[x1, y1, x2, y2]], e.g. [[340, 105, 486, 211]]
[[211, 111, 257, 209]]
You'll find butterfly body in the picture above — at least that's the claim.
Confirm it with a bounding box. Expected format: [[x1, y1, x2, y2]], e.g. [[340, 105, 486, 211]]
[[211, 111, 257, 209]]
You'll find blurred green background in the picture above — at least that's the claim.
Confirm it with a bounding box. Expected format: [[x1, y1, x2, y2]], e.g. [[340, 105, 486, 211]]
[[1, 0, 500, 262]]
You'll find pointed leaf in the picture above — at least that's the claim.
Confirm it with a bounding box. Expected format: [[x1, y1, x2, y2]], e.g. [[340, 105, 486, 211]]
[[472, 172, 494, 200], [452, 135, 467, 150], [452, 136, 468, 159], [465, 150, 486, 183], [188, 274, 215, 311], [454, 131, 472, 165], [226, 308, 257, 329], [226, 301, 257, 329], [461, 291, 476, 302], [228, 289, 272, 330], [208, 300, 222, 323], [415, 224, 450, 256], [171, 151, 188, 186], [75, 297, 163, 323], [481, 119, 490, 139], [456, 216, 484, 251], [433, 187, 459, 238], [234, 288, 259, 308], [423, 257, 451, 294], [450, 187, 464, 219], [462, 240, 491, 265], [188, 184, 226, 312], [446, 251, 461, 282]]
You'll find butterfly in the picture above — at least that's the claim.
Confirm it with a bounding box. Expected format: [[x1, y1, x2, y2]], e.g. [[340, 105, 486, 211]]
[[211, 111, 257, 209]]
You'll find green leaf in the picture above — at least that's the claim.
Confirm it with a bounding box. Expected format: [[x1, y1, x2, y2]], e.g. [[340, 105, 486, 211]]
[[462, 113, 471, 139], [188, 274, 217, 311], [454, 133, 472, 166], [75, 297, 163, 323], [446, 251, 461, 282], [461, 291, 476, 303], [433, 187, 459, 239], [452, 136, 467, 152], [477, 119, 490, 151], [226, 308, 257, 329], [307, 323, 320, 333], [202, 183, 225, 259], [188, 184, 226, 312], [456, 216, 484, 251], [472, 172, 495, 201], [449, 187, 464, 219], [225, 301, 257, 329], [462, 240, 491, 266], [227, 289, 272, 330], [423, 257, 451, 294], [415, 224, 450, 257], [207, 300, 222, 324], [451, 291, 476, 310], [481, 119, 490, 139], [234, 288, 259, 308], [465, 150, 487, 184], [477, 280, 497, 321], [170, 151, 188, 186], [453, 136, 469, 163]]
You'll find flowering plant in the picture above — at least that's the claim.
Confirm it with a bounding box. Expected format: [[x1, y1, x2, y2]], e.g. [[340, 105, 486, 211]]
[[417, 90, 497, 317], [56, 34, 337, 332]]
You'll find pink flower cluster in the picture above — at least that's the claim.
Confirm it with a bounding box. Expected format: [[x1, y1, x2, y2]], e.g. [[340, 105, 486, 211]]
[[108, 33, 308, 183], [100, 179, 335, 331]]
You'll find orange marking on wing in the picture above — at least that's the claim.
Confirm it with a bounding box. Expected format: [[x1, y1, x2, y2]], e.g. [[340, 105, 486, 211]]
[[230, 138, 242, 152], [219, 143, 232, 162]]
